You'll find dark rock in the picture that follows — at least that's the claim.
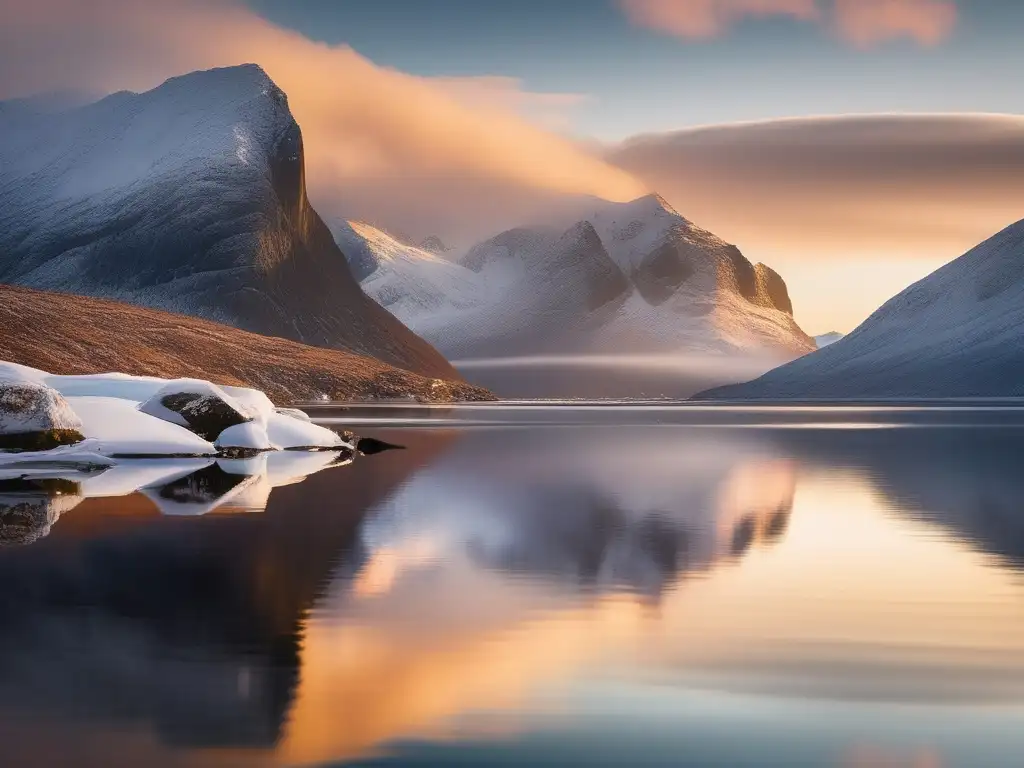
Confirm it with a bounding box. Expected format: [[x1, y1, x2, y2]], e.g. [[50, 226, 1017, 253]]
[[140, 385, 252, 442], [355, 437, 406, 456]]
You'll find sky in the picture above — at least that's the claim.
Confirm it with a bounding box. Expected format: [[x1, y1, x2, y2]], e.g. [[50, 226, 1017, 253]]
[[1, 0, 1023, 333], [245, 0, 1024, 140]]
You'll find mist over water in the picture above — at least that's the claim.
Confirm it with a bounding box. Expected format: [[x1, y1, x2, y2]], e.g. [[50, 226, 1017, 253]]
[[1, 406, 1023, 766], [455, 353, 789, 399]]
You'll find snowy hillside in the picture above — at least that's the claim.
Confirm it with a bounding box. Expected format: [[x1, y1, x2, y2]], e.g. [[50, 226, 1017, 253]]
[[0, 64, 456, 380], [333, 221, 488, 319], [341, 193, 813, 362], [699, 218, 1024, 399]]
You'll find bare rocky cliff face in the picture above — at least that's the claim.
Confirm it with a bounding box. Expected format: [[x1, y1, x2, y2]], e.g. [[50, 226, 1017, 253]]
[[0, 64, 457, 380]]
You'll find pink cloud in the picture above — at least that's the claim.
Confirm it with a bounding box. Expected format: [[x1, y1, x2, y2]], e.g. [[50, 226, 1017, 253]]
[[833, 0, 957, 47], [618, 0, 821, 39], [429, 76, 591, 131], [618, 0, 957, 46]]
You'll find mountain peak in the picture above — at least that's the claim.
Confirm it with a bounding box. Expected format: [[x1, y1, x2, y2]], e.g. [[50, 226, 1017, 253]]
[[628, 192, 678, 216], [160, 63, 275, 91]]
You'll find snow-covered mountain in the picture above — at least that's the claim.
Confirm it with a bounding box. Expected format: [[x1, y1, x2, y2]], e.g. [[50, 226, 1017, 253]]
[[699, 218, 1024, 399], [815, 332, 844, 348], [418, 235, 451, 254], [341, 193, 813, 362], [0, 64, 457, 380]]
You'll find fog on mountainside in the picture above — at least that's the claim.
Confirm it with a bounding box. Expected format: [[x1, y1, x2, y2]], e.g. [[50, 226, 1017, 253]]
[[336, 193, 813, 396]]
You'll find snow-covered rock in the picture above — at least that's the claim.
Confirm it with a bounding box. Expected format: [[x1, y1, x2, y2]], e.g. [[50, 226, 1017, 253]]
[[266, 410, 346, 450], [0, 360, 348, 458], [214, 421, 274, 453], [0, 64, 457, 380], [274, 407, 311, 423], [0, 365, 359, 544], [0, 381, 84, 451], [699, 218, 1024, 399], [139, 379, 257, 441], [342, 194, 813, 363]]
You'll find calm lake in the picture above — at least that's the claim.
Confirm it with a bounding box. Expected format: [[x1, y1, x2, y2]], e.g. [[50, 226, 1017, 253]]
[[1, 404, 1023, 767]]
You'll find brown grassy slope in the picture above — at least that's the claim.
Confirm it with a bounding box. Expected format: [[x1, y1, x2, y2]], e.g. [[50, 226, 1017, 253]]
[[0, 285, 494, 403]]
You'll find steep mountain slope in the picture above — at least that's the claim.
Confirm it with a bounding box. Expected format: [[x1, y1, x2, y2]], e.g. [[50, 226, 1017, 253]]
[[0, 64, 456, 379], [0, 285, 493, 404], [580, 194, 811, 354], [699, 219, 1024, 399], [342, 193, 812, 361]]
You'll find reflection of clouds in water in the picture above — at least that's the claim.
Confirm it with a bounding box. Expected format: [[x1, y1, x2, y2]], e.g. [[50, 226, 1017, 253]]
[[278, 429, 801, 763], [295, 425, 1024, 767], [358, 428, 797, 599]]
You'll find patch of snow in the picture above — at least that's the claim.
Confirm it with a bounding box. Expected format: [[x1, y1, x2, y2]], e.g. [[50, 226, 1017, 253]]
[[266, 411, 345, 450], [69, 396, 216, 456], [214, 421, 274, 451], [275, 407, 311, 423], [139, 378, 262, 427]]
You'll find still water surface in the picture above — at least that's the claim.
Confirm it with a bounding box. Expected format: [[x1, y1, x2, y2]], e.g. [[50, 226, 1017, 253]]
[[1, 405, 1023, 767]]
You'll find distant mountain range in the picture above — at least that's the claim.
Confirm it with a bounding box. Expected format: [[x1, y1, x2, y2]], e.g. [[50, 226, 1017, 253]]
[[700, 219, 1024, 399], [336, 193, 814, 362], [814, 332, 844, 348], [0, 64, 457, 381]]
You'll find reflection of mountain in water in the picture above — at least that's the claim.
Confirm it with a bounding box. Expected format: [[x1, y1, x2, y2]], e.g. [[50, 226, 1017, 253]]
[[0, 433, 444, 756], [774, 427, 1024, 570], [361, 428, 797, 599]]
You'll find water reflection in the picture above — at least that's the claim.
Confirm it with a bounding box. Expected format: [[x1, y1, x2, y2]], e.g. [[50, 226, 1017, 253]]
[[772, 427, 1024, 571], [0, 417, 1023, 767], [358, 429, 796, 599], [0, 450, 355, 544], [0, 433, 450, 767]]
